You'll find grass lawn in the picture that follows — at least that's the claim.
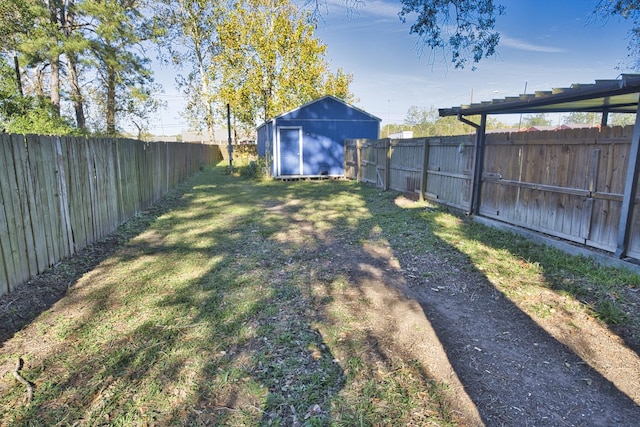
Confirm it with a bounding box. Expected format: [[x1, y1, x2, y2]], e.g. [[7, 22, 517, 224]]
[[1, 162, 638, 426]]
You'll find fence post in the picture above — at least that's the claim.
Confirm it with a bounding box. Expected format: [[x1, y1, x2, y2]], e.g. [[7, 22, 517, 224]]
[[419, 138, 429, 202], [356, 140, 362, 182], [385, 139, 391, 191], [469, 114, 487, 215]]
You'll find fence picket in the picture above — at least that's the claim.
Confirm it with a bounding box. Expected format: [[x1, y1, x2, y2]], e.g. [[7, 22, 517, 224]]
[[345, 125, 638, 261], [0, 134, 17, 293], [0, 135, 221, 297], [3, 135, 30, 285]]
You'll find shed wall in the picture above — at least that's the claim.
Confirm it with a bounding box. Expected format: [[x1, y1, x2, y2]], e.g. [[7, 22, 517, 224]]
[[276, 118, 379, 176], [258, 96, 380, 177]]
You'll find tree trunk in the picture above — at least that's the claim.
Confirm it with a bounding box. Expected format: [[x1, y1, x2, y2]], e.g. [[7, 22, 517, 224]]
[[64, 0, 86, 130], [13, 56, 23, 96], [50, 55, 61, 115], [68, 57, 85, 130], [48, 0, 61, 116], [106, 67, 116, 135]]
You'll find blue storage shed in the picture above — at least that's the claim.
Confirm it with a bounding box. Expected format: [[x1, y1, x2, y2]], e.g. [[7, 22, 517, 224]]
[[257, 95, 380, 178]]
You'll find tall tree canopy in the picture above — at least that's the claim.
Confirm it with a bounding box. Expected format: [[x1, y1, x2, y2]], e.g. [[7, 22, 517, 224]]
[[398, 0, 505, 70], [0, 0, 163, 136], [594, 0, 640, 67], [3, 0, 640, 136], [157, 0, 224, 142], [83, 0, 163, 135], [213, 0, 354, 130]]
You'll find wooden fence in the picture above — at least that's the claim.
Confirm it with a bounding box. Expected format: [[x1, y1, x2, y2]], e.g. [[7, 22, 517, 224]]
[[345, 135, 475, 211], [345, 125, 640, 262], [0, 134, 221, 297]]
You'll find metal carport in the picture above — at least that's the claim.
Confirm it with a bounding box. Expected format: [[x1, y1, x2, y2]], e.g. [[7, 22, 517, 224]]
[[439, 74, 640, 259]]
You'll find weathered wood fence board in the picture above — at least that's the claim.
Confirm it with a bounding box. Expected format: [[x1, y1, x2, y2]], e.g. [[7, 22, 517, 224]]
[[345, 125, 639, 263], [389, 139, 424, 194], [424, 136, 474, 211], [0, 135, 221, 296]]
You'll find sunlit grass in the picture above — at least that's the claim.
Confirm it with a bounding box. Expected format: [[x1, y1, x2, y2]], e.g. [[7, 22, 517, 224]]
[[4, 162, 638, 426], [1, 165, 455, 426], [425, 207, 639, 331]]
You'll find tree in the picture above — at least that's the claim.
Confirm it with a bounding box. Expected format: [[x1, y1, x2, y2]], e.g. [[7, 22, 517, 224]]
[[82, 0, 163, 135], [405, 106, 439, 136], [610, 113, 636, 126], [563, 112, 601, 126], [402, 105, 509, 136], [0, 0, 39, 95], [2, 0, 90, 132], [62, 0, 89, 130], [214, 0, 354, 129], [521, 113, 552, 128], [157, 0, 224, 142], [387, 1, 640, 70], [398, 0, 505, 70], [0, 56, 26, 125], [1, 55, 77, 134], [594, 1, 640, 67]]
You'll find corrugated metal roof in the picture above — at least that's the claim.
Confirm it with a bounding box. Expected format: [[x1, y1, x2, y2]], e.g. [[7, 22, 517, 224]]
[[439, 74, 640, 117]]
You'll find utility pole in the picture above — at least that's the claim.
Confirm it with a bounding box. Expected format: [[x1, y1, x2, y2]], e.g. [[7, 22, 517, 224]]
[[227, 103, 233, 173]]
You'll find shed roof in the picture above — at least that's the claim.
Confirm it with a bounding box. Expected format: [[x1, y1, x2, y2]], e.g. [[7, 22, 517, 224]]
[[257, 95, 380, 130], [439, 74, 640, 117]]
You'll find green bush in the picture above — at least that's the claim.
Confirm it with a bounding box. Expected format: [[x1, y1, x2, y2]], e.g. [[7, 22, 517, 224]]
[[239, 157, 269, 179]]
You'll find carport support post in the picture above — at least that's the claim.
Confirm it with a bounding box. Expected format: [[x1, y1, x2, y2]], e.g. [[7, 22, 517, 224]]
[[458, 113, 486, 215], [615, 103, 640, 258]]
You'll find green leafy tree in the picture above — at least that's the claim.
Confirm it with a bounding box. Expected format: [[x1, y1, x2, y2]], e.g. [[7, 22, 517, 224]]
[[5, 99, 78, 135], [398, 0, 505, 70], [405, 106, 439, 136], [0, 0, 39, 95], [15, 0, 66, 116], [82, 0, 163, 135], [62, 0, 89, 130], [403, 105, 506, 136], [214, 0, 354, 129], [2, 0, 89, 132], [157, 0, 224, 142], [0, 56, 27, 125], [521, 113, 552, 128], [594, 1, 640, 67], [563, 112, 601, 126], [1, 51, 78, 135], [610, 113, 636, 126]]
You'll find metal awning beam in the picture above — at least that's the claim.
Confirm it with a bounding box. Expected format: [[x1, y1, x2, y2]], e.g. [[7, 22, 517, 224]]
[[439, 75, 640, 118]]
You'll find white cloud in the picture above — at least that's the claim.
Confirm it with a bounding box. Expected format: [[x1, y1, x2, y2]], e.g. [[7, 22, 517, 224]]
[[319, 0, 400, 20], [499, 35, 565, 53]]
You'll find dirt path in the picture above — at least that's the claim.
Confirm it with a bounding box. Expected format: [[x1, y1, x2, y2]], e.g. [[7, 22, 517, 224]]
[[334, 198, 640, 426]]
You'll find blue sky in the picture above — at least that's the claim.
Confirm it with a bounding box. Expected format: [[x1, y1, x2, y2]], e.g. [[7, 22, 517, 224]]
[[149, 0, 636, 135]]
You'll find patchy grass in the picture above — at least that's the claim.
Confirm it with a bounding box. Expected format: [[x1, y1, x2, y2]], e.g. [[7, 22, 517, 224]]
[[0, 166, 453, 426], [2, 163, 639, 426], [414, 204, 640, 347]]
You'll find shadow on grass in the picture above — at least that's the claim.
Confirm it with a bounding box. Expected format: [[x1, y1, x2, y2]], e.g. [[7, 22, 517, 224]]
[[5, 166, 439, 425], [0, 178, 190, 346], [366, 196, 640, 425], [3, 164, 639, 426]]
